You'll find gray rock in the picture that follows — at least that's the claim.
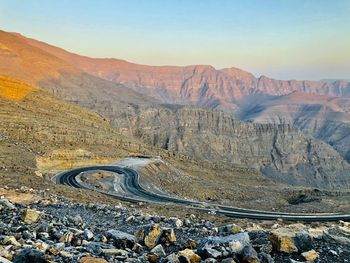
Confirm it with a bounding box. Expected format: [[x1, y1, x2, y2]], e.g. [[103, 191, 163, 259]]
[[204, 248, 222, 259], [84, 229, 94, 240], [198, 232, 250, 254], [166, 253, 179, 263], [323, 228, 350, 245], [295, 231, 313, 252], [152, 215, 161, 223], [0, 199, 15, 210], [241, 245, 259, 262], [73, 214, 83, 226], [13, 248, 47, 263], [259, 252, 275, 263], [0, 256, 13, 263], [329, 250, 338, 257], [86, 241, 113, 255], [150, 244, 166, 258], [106, 229, 136, 248]]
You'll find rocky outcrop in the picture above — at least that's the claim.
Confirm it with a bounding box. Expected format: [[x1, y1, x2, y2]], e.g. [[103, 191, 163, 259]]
[[124, 107, 350, 189]]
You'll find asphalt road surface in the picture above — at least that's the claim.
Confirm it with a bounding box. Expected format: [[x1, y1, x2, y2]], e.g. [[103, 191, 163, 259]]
[[55, 165, 350, 221]]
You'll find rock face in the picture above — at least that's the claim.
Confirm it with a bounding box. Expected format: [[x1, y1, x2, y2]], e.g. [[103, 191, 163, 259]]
[[240, 91, 350, 163], [125, 107, 350, 189]]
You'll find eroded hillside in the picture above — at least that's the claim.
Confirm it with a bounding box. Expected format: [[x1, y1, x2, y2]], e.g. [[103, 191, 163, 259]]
[[240, 92, 350, 163], [123, 107, 350, 189]]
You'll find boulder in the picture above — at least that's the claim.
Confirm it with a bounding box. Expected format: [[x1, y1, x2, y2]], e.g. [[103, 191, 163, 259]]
[[150, 244, 166, 258], [105, 229, 136, 249], [301, 249, 319, 262], [83, 229, 94, 241], [183, 239, 197, 249], [178, 249, 201, 263], [294, 231, 313, 252], [13, 249, 47, 263], [166, 253, 180, 263], [102, 248, 128, 257], [59, 251, 73, 259], [198, 232, 250, 255], [269, 229, 298, 253], [2, 236, 21, 247], [161, 228, 177, 245], [203, 248, 222, 259], [22, 209, 41, 224], [59, 231, 74, 244], [241, 245, 260, 263], [135, 224, 162, 249], [322, 227, 350, 245], [132, 243, 143, 253]]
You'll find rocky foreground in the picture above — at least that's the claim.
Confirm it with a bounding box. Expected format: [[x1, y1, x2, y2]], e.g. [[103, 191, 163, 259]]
[[0, 187, 349, 263]]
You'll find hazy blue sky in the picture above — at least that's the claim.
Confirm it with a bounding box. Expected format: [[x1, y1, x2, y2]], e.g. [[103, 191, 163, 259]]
[[1, 0, 349, 80]]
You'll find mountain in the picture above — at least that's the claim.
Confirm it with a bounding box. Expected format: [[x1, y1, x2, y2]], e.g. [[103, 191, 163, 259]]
[[16, 30, 350, 168], [0, 30, 160, 126], [16, 32, 350, 111], [0, 30, 78, 84], [240, 91, 350, 162], [2, 30, 350, 189]]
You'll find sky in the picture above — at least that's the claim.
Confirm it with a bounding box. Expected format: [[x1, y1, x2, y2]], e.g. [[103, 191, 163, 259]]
[[0, 0, 349, 80]]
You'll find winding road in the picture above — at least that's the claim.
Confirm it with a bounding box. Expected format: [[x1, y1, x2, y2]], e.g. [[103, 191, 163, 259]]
[[55, 165, 350, 221]]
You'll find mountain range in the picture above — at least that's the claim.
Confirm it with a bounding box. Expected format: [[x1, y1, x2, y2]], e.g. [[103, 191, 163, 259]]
[[1, 29, 350, 189]]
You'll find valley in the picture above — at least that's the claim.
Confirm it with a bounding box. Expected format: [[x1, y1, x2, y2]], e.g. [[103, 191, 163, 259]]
[[1, 22, 350, 262]]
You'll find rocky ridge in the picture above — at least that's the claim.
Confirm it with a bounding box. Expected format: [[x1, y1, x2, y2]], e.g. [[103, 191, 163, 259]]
[[124, 107, 350, 189], [16, 32, 350, 110]]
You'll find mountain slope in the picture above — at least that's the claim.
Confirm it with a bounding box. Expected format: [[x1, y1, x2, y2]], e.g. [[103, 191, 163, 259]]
[[0, 30, 159, 124], [240, 92, 350, 163], [0, 75, 134, 193], [17, 32, 350, 110], [0, 30, 78, 84], [120, 107, 350, 189]]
